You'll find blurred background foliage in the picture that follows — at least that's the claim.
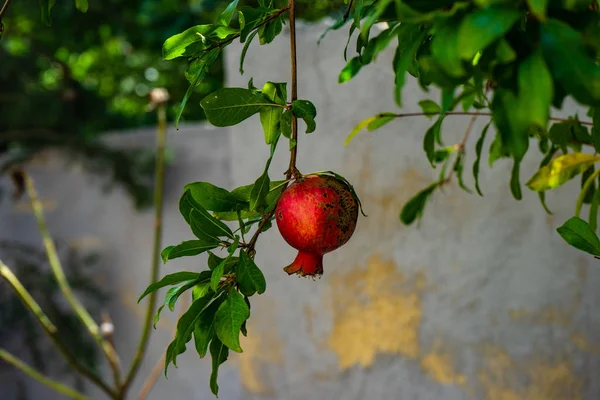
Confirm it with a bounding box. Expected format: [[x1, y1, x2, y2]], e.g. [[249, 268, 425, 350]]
[[0, 0, 345, 208]]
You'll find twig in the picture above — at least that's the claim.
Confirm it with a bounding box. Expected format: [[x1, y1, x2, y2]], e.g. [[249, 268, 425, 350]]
[[0, 0, 12, 20], [387, 111, 593, 126], [24, 173, 123, 387], [135, 295, 190, 400], [286, 0, 300, 180], [120, 102, 168, 395], [0, 262, 116, 398], [0, 348, 91, 400], [343, 0, 354, 21], [444, 114, 478, 184]]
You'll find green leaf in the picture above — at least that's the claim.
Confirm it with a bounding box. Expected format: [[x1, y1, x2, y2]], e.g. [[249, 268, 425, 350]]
[[40, 0, 57, 25], [473, 122, 491, 196], [557, 217, 600, 256], [393, 26, 427, 106], [194, 297, 224, 359], [590, 188, 600, 232], [457, 7, 521, 60], [431, 17, 465, 77], [201, 88, 280, 127], [526, 153, 600, 192], [454, 152, 472, 193], [541, 19, 600, 105], [250, 170, 270, 211], [518, 50, 553, 130], [400, 182, 440, 225], [258, 16, 283, 45], [339, 58, 363, 83], [214, 290, 250, 353], [592, 107, 600, 153], [280, 109, 293, 138], [184, 183, 247, 213], [176, 49, 220, 127], [138, 272, 201, 303], [208, 253, 239, 273], [345, 115, 378, 145], [217, 0, 239, 26], [210, 259, 227, 293], [163, 25, 214, 60], [418, 100, 441, 118], [262, 81, 287, 106], [74, 0, 88, 12], [239, 6, 269, 42], [168, 280, 200, 312], [161, 246, 175, 263], [237, 251, 266, 296], [209, 336, 229, 396], [367, 113, 396, 131], [291, 100, 317, 133], [259, 83, 284, 144], [162, 240, 221, 262], [173, 292, 216, 366], [488, 132, 508, 167], [190, 208, 234, 240], [239, 30, 258, 75], [527, 0, 548, 20], [424, 117, 444, 165], [510, 160, 522, 201]]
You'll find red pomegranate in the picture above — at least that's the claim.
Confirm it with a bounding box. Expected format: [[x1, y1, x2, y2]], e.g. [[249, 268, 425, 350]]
[[275, 174, 359, 277]]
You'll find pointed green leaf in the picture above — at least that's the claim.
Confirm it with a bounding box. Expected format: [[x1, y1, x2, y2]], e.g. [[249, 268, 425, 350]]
[[209, 336, 229, 396], [400, 182, 440, 225], [183, 183, 247, 213], [190, 207, 234, 239], [200, 88, 280, 127], [214, 290, 250, 353], [418, 100, 441, 118], [260, 106, 282, 144], [557, 217, 600, 256], [280, 109, 292, 138], [510, 159, 522, 201], [138, 272, 201, 303], [457, 7, 521, 60], [237, 251, 266, 296], [527, 0, 548, 20], [526, 153, 600, 192], [394, 25, 427, 106], [339, 57, 363, 83], [424, 117, 444, 165], [291, 100, 317, 133], [249, 171, 270, 211], [473, 122, 491, 196], [210, 260, 227, 292], [194, 297, 225, 359], [163, 240, 221, 262], [163, 25, 214, 60], [239, 30, 258, 75], [217, 0, 239, 26], [161, 246, 175, 263], [172, 292, 216, 366]]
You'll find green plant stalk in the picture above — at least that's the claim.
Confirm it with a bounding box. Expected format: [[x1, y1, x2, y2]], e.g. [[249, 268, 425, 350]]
[[0, 261, 116, 397], [0, 348, 91, 400], [576, 166, 600, 217], [24, 173, 123, 387], [121, 103, 168, 395]]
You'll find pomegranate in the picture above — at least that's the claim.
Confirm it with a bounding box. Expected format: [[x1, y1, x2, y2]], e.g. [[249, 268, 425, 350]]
[[275, 174, 359, 276]]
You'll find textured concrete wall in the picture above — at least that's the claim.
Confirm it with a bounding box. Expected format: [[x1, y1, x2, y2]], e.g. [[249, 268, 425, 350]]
[[2, 20, 600, 400]]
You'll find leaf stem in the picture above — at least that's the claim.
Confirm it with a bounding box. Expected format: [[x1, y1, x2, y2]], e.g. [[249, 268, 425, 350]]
[[444, 113, 478, 184], [24, 173, 123, 387], [121, 103, 168, 395], [576, 167, 600, 217], [0, 348, 91, 400], [0, 261, 116, 398], [0, 0, 12, 21]]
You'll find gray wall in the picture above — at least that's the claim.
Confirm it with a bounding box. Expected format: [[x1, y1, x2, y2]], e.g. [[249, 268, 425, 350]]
[[2, 20, 600, 400]]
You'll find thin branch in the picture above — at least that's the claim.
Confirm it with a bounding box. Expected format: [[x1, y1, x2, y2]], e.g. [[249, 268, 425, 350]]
[[0, 348, 91, 400], [24, 173, 123, 387], [444, 114, 479, 184], [120, 102, 168, 395], [286, 0, 300, 180], [0, 0, 12, 21], [388, 111, 593, 126], [135, 295, 189, 400], [0, 262, 116, 398], [343, 0, 354, 21]]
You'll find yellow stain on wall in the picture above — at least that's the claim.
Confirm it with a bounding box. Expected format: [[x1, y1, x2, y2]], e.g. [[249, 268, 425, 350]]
[[478, 345, 582, 400], [508, 307, 572, 327], [570, 332, 600, 358], [421, 351, 466, 386], [233, 298, 284, 394], [326, 254, 423, 369]]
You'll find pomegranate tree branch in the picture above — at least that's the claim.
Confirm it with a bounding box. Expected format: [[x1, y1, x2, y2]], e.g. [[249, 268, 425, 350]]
[[0, 0, 12, 21], [0, 348, 91, 400], [286, 0, 300, 180], [24, 173, 123, 387], [121, 102, 168, 395], [388, 111, 592, 126], [0, 261, 116, 398]]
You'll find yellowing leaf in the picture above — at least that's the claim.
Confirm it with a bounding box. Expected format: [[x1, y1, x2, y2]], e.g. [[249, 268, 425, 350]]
[[526, 153, 600, 192]]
